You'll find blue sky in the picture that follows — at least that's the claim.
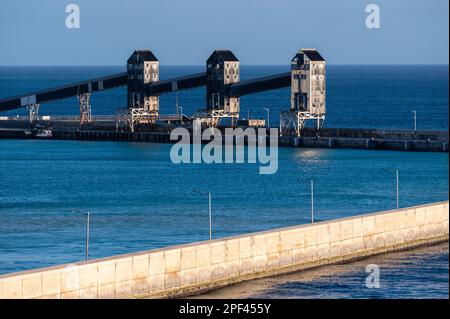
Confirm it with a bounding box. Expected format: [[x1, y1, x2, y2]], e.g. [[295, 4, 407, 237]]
[[0, 0, 448, 65]]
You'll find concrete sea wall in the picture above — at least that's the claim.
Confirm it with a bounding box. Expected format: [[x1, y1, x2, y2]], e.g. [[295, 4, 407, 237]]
[[0, 123, 448, 152], [0, 201, 448, 299]]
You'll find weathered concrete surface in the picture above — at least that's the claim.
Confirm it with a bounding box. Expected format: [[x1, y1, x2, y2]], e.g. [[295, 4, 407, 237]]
[[0, 201, 448, 299]]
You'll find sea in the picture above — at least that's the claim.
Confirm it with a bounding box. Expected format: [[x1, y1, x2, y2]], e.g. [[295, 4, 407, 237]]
[[0, 65, 448, 298]]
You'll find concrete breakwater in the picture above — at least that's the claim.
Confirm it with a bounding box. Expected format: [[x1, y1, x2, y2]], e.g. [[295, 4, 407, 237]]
[[0, 201, 448, 299]]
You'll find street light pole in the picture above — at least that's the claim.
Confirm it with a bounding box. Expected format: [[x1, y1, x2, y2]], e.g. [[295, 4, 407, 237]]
[[71, 210, 90, 260], [193, 189, 213, 241], [208, 192, 212, 241], [311, 180, 314, 223], [176, 93, 185, 126], [412, 110, 417, 133], [396, 170, 399, 209], [383, 168, 400, 209], [86, 211, 90, 260], [263, 108, 270, 128]]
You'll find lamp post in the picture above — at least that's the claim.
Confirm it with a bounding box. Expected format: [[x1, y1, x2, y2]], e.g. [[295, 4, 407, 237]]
[[263, 108, 270, 128], [193, 190, 213, 240], [71, 210, 90, 260], [176, 93, 183, 125], [179, 106, 183, 125], [412, 110, 417, 133], [383, 169, 399, 209], [396, 170, 399, 209], [208, 192, 212, 241], [311, 180, 314, 223]]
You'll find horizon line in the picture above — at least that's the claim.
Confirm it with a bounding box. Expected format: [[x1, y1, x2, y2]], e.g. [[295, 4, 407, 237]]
[[0, 63, 448, 67]]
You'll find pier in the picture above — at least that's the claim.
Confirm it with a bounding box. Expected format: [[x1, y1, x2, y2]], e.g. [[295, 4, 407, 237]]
[[1, 48, 446, 152], [0, 119, 447, 152]]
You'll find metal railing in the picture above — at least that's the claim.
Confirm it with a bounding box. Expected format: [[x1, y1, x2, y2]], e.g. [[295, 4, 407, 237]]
[[0, 114, 183, 122]]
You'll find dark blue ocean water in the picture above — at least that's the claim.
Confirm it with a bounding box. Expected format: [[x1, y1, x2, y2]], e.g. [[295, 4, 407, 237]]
[[196, 243, 449, 299], [0, 66, 448, 298], [253, 243, 449, 299]]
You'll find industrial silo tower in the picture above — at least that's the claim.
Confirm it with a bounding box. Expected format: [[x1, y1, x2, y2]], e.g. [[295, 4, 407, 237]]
[[201, 50, 240, 127], [125, 50, 159, 130], [280, 48, 326, 136]]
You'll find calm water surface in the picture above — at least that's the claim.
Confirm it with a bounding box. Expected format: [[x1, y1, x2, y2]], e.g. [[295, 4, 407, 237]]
[[0, 141, 447, 276], [195, 243, 449, 299], [0, 66, 448, 298]]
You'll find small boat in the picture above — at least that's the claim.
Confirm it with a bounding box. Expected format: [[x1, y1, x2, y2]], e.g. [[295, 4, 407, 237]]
[[34, 129, 53, 138]]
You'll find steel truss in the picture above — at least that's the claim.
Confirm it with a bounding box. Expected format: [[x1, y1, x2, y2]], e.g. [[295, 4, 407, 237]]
[[26, 104, 40, 123], [193, 109, 239, 128], [115, 107, 158, 132], [78, 93, 92, 125], [280, 111, 325, 136]]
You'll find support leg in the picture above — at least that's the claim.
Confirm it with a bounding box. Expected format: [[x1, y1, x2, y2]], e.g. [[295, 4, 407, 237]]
[[26, 104, 40, 123], [78, 93, 92, 125]]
